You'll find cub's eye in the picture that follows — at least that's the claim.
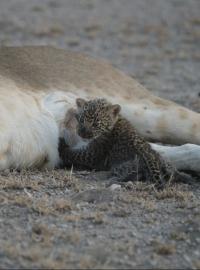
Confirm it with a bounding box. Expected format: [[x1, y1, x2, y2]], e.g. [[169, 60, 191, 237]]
[[79, 116, 85, 124]]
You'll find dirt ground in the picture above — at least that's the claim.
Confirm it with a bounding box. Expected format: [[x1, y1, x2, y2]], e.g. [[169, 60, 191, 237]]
[[0, 0, 200, 269]]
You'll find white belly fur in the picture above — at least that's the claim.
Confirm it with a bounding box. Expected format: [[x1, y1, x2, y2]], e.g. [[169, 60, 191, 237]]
[[0, 87, 75, 170]]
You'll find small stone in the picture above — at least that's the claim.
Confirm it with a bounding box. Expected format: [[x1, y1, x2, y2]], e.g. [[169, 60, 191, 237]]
[[125, 181, 134, 190], [65, 187, 71, 193], [109, 184, 121, 191]]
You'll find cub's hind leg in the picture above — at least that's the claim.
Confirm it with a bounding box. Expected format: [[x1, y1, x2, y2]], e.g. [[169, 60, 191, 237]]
[[108, 156, 146, 184], [108, 156, 172, 189]]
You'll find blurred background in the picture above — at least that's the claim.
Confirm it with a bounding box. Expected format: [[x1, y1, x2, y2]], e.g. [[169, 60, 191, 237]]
[[0, 0, 199, 108]]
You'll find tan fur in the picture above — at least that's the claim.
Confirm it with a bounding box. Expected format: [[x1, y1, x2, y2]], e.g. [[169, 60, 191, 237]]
[[0, 46, 200, 170], [1, 46, 200, 144]]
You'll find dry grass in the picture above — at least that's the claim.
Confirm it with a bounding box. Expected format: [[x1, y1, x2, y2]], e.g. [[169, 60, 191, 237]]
[[79, 256, 96, 269], [112, 206, 131, 218], [0, 169, 199, 269], [82, 211, 106, 224], [31, 223, 55, 245], [2, 240, 73, 269], [170, 231, 187, 241], [0, 169, 80, 192], [153, 242, 176, 256], [63, 214, 81, 222], [155, 185, 194, 201], [53, 198, 73, 213], [120, 191, 157, 212], [3, 193, 74, 216], [55, 229, 81, 245], [0, 171, 40, 191], [92, 211, 105, 224], [3, 242, 44, 263], [113, 240, 135, 256]]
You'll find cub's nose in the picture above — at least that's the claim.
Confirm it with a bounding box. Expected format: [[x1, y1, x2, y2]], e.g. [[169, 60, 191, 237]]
[[78, 127, 93, 139]]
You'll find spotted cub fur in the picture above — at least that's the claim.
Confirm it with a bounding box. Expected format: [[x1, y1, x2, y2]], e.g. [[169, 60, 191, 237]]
[[59, 98, 187, 189]]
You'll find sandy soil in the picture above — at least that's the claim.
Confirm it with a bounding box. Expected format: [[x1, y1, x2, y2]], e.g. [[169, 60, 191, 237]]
[[0, 0, 200, 269]]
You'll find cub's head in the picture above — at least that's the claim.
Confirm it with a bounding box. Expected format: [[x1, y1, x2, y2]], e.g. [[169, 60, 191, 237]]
[[75, 98, 121, 139]]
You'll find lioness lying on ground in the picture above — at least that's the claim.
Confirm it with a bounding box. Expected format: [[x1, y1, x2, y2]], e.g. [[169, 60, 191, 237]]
[[0, 46, 200, 172]]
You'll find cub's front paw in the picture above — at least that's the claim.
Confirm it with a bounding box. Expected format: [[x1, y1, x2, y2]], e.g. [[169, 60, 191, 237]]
[[58, 137, 70, 159]]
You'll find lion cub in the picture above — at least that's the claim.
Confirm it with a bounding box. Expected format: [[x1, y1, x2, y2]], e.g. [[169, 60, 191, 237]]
[[59, 98, 185, 189]]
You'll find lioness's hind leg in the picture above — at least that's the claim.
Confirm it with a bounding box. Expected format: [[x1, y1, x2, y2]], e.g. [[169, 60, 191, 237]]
[[0, 151, 10, 170], [42, 150, 60, 170], [150, 143, 200, 172]]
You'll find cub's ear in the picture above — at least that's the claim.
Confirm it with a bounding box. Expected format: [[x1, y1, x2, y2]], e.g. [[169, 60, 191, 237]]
[[76, 98, 86, 108], [110, 104, 121, 118]]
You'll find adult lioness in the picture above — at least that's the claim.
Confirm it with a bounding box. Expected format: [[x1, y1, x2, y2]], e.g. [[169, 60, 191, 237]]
[[0, 46, 200, 170]]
